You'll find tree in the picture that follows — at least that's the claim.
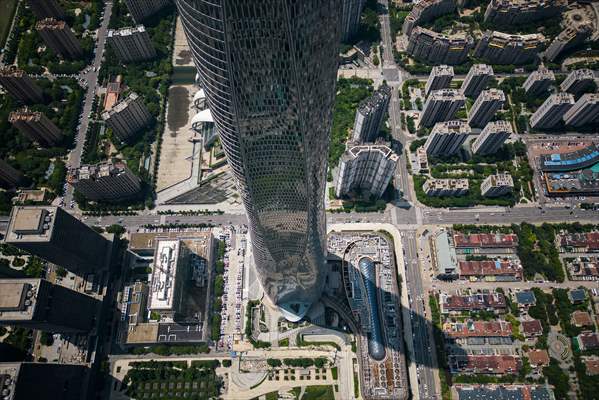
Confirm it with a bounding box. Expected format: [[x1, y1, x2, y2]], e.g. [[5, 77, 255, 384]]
[[106, 224, 126, 236]]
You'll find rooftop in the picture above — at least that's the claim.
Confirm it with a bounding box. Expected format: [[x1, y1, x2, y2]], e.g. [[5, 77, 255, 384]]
[[521, 319, 543, 336], [515, 290, 536, 305], [148, 240, 183, 311], [6, 206, 57, 242], [0, 279, 41, 321], [452, 232, 518, 248]]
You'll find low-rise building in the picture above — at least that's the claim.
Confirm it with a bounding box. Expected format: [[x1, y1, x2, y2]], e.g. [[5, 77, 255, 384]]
[[559, 232, 599, 253], [523, 66, 555, 96], [431, 230, 458, 277], [582, 357, 599, 376], [440, 292, 507, 314], [423, 178, 469, 197], [474, 31, 545, 65], [569, 288, 587, 304], [571, 310, 593, 327], [458, 259, 522, 280], [575, 332, 599, 351], [449, 355, 520, 375], [540, 144, 599, 172], [443, 320, 512, 339], [481, 173, 514, 197], [521, 319, 543, 337], [452, 232, 518, 249], [68, 160, 141, 202], [515, 290, 536, 308], [455, 385, 554, 400], [564, 256, 599, 280], [560, 69, 596, 96], [527, 349, 550, 368]]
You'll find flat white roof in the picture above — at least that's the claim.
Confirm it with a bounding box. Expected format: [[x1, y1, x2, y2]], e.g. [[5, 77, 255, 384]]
[[149, 240, 181, 310]]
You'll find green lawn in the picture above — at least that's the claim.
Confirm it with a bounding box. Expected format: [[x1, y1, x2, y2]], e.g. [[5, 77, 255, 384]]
[[302, 385, 335, 400], [0, 0, 18, 48]]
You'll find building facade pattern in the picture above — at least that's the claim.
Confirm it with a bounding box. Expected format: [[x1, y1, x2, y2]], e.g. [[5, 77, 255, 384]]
[[407, 27, 473, 65], [474, 31, 545, 65], [101, 92, 153, 142], [68, 160, 142, 202], [35, 18, 82, 59], [352, 83, 391, 143], [0, 66, 44, 103], [471, 120, 512, 155], [107, 25, 157, 63]]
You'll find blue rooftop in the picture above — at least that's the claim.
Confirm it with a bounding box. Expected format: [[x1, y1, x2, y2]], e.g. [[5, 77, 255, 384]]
[[515, 291, 536, 305]]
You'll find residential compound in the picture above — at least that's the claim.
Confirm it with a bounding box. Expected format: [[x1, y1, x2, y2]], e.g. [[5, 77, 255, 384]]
[[406, 28, 473, 65], [27, 0, 65, 19], [420, 89, 465, 128], [425, 65, 454, 96], [530, 92, 575, 129], [124, 0, 171, 23], [107, 25, 156, 63], [474, 31, 545, 65], [67, 160, 141, 202], [467, 89, 505, 128], [335, 143, 398, 199], [9, 108, 63, 146], [484, 0, 566, 25], [423, 178, 469, 197], [461, 64, 494, 98], [424, 120, 470, 157], [340, 0, 365, 41], [352, 83, 391, 143], [480, 173, 514, 197], [35, 18, 82, 59], [523, 66, 555, 96], [0, 66, 43, 103], [563, 93, 599, 127], [560, 69, 596, 96], [402, 0, 456, 36], [101, 92, 153, 141], [471, 120, 512, 155]]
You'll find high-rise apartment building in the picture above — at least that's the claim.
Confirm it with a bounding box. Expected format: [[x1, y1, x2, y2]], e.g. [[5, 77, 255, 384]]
[[423, 178, 469, 196], [352, 83, 391, 143], [335, 143, 398, 198], [9, 108, 63, 146], [68, 161, 141, 202], [5, 206, 112, 275], [424, 120, 470, 156], [124, 0, 171, 23], [420, 89, 466, 128], [484, 0, 566, 25], [474, 31, 545, 65], [563, 93, 599, 127], [35, 18, 82, 59], [341, 0, 365, 42], [545, 24, 592, 62], [0, 160, 23, 189], [523, 66, 555, 96], [461, 64, 494, 98], [0, 278, 98, 332], [425, 65, 454, 97], [468, 89, 505, 128], [402, 0, 456, 36], [481, 173, 514, 197], [107, 25, 156, 63], [530, 92, 574, 129], [471, 120, 512, 155], [0, 66, 43, 104], [176, 0, 340, 321], [27, 0, 65, 19], [407, 27, 473, 65], [560, 69, 596, 96], [101, 92, 152, 142]]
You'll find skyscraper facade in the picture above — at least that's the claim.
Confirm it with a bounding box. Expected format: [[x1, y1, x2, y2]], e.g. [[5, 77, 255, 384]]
[[0, 66, 44, 104], [467, 89, 505, 128], [341, 0, 365, 42], [176, 0, 340, 321]]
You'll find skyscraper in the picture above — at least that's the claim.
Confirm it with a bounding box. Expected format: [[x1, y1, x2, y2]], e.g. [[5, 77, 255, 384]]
[[0, 66, 44, 104], [176, 0, 340, 321], [530, 92, 574, 129], [563, 93, 599, 127], [68, 160, 142, 202], [471, 120, 512, 155], [124, 0, 171, 23], [341, 0, 365, 42], [420, 89, 466, 128], [101, 92, 153, 142], [352, 83, 391, 143], [560, 69, 596, 96], [424, 120, 471, 156], [461, 64, 494, 98], [425, 65, 454, 97], [523, 66, 555, 96]]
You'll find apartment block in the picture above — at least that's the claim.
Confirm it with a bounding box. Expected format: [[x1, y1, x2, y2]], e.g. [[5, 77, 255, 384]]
[[481, 173, 514, 197], [474, 31, 545, 65], [68, 160, 141, 202], [468, 89, 505, 128], [530, 92, 575, 129], [471, 120, 512, 155], [27, 0, 65, 19], [523, 66, 555, 96], [0, 159, 23, 189], [407, 27, 473, 65], [101, 92, 153, 142], [560, 69, 596, 96], [449, 355, 520, 375], [35, 18, 82, 59], [423, 178, 469, 197], [5, 206, 112, 275], [0, 66, 43, 103], [420, 89, 465, 127], [341, 0, 365, 42], [352, 83, 391, 143], [563, 93, 599, 127], [545, 24, 592, 62], [484, 0, 566, 25], [402, 0, 456, 36], [0, 278, 98, 332], [424, 120, 470, 156], [425, 65, 454, 97], [461, 64, 494, 98], [440, 292, 507, 314], [335, 143, 398, 198], [124, 0, 171, 23], [107, 25, 156, 63], [9, 108, 63, 146]]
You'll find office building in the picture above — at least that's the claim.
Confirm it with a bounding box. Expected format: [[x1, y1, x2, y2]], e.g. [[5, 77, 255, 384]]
[[402, 0, 456, 36], [68, 160, 141, 202], [176, 0, 340, 321], [523, 66, 555, 96], [461, 64, 494, 98], [335, 143, 398, 198], [35, 18, 82, 59], [352, 83, 391, 143], [0, 160, 23, 189], [101, 92, 152, 142], [107, 25, 156, 63], [0, 278, 98, 332], [27, 0, 65, 19], [0, 362, 89, 400], [474, 31, 545, 65], [423, 178, 469, 196], [471, 120, 512, 155], [425, 65, 454, 97], [124, 0, 171, 23], [420, 89, 466, 128], [407, 27, 473, 65], [546, 24, 592, 62], [563, 93, 599, 127], [5, 206, 111, 275], [9, 108, 63, 146], [341, 0, 365, 42], [484, 0, 566, 25], [468, 89, 505, 128], [530, 92, 574, 129], [424, 120, 470, 156], [481, 173, 514, 197], [560, 69, 596, 96], [0, 66, 43, 104]]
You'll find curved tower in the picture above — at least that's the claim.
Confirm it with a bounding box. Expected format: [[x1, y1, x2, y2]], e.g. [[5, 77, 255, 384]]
[[176, 0, 341, 320]]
